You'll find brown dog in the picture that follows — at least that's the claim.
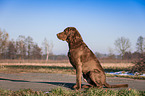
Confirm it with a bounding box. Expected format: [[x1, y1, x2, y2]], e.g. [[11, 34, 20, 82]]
[[57, 27, 128, 90]]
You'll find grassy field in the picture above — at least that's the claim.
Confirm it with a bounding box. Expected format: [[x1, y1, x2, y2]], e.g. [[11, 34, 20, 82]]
[[0, 62, 133, 74], [0, 61, 145, 96], [1, 62, 145, 80], [0, 59, 135, 74], [1, 87, 145, 96]]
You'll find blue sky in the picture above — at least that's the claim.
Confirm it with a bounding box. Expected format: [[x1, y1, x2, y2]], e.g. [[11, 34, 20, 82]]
[[0, 0, 145, 55]]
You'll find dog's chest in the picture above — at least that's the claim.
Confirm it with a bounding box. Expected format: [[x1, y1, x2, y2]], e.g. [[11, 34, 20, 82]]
[[67, 50, 82, 68], [68, 51, 77, 62]]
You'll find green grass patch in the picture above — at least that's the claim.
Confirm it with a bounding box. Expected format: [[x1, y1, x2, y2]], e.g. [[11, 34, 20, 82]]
[[2, 65, 131, 72], [0, 65, 76, 74], [0, 65, 128, 74], [5, 65, 73, 69], [1, 65, 131, 73], [0, 88, 145, 96]]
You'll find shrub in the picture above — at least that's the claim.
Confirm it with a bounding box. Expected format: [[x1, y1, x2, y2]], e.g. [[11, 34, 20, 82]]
[[131, 54, 145, 73]]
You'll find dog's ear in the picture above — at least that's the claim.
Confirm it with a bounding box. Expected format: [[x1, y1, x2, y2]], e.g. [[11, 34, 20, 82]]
[[66, 27, 83, 44], [73, 30, 82, 44]]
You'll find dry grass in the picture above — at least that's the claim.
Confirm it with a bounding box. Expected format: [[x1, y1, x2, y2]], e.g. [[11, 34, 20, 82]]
[[0, 60, 134, 74], [0, 62, 71, 67], [101, 63, 134, 69], [0, 59, 69, 63], [0, 62, 133, 74], [0, 62, 134, 68], [1, 62, 143, 80]]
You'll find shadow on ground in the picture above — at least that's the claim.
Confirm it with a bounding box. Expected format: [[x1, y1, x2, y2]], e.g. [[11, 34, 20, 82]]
[[0, 77, 76, 90]]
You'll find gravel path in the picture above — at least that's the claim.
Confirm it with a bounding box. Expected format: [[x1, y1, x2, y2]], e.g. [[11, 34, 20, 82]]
[[0, 73, 145, 91]]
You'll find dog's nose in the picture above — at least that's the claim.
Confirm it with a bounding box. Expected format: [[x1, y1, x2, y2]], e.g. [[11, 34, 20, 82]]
[[57, 33, 60, 39], [57, 33, 59, 37]]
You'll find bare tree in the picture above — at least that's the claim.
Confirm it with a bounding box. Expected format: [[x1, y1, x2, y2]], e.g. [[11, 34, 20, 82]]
[[114, 37, 131, 59], [42, 38, 53, 61], [25, 36, 34, 59], [32, 43, 42, 59], [16, 35, 26, 59], [0, 29, 9, 59], [136, 36, 144, 54], [7, 40, 17, 59]]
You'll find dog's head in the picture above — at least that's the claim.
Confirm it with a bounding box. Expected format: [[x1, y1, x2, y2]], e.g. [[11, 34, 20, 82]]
[[57, 27, 82, 43]]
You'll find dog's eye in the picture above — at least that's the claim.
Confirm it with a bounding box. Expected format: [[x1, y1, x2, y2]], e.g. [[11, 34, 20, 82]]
[[72, 28, 75, 31], [64, 30, 67, 34], [72, 29, 75, 31]]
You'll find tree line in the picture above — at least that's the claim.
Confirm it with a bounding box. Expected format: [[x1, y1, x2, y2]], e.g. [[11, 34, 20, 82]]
[[0, 28, 144, 60], [0, 30, 41, 59], [96, 36, 145, 60]]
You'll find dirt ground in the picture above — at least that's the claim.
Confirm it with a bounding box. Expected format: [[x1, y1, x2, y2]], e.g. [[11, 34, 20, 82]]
[[0, 73, 145, 91]]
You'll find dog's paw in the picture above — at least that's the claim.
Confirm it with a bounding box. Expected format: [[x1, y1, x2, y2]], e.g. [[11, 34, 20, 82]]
[[82, 85, 92, 88], [72, 85, 81, 90], [96, 86, 103, 89], [72, 85, 77, 89]]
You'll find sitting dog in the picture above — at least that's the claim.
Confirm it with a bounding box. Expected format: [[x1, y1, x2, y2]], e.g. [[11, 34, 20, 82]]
[[57, 27, 128, 90]]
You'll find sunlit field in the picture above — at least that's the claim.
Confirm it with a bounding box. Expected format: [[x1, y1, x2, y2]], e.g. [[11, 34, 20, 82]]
[[0, 59, 134, 67], [0, 60, 134, 74], [0, 59, 134, 70]]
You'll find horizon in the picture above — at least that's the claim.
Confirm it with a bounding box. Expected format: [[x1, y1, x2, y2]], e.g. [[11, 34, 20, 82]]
[[0, 0, 145, 55]]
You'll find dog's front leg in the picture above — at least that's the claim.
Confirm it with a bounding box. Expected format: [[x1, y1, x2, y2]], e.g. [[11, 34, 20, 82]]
[[76, 64, 82, 90]]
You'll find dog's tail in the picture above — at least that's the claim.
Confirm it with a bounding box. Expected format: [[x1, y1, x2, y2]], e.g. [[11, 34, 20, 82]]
[[104, 83, 128, 88]]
